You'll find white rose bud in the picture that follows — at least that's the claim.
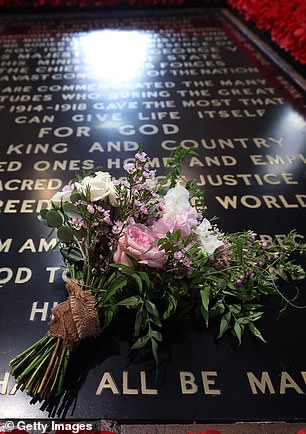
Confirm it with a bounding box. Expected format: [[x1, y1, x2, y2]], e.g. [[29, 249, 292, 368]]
[[50, 188, 72, 206]]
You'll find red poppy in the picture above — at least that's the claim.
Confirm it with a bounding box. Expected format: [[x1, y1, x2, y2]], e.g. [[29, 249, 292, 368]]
[[227, 0, 306, 64]]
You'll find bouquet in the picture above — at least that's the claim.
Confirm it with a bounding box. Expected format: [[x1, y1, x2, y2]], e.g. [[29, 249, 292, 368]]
[[10, 147, 306, 402]]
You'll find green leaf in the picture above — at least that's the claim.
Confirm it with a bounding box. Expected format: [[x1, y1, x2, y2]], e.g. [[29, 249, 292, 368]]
[[217, 311, 232, 339], [151, 338, 158, 366], [40, 208, 49, 220], [70, 191, 82, 203], [227, 281, 236, 290], [234, 322, 242, 345], [138, 271, 150, 288], [60, 247, 83, 263], [57, 226, 74, 242], [150, 330, 162, 342], [237, 237, 243, 262], [134, 308, 144, 336], [102, 308, 114, 331], [145, 239, 160, 253], [173, 229, 182, 242], [145, 300, 161, 326], [244, 303, 262, 311], [62, 202, 82, 218], [131, 335, 150, 350], [126, 254, 139, 269], [104, 276, 127, 303], [228, 304, 241, 315], [222, 290, 237, 297], [210, 300, 225, 317], [200, 306, 209, 328], [46, 210, 63, 228], [200, 286, 210, 311], [132, 273, 143, 293], [248, 323, 267, 343], [163, 294, 177, 320], [238, 317, 250, 325], [109, 263, 132, 275], [248, 312, 264, 321], [117, 296, 141, 307]]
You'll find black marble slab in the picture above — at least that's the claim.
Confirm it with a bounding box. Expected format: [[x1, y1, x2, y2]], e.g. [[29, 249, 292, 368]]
[[0, 9, 305, 421]]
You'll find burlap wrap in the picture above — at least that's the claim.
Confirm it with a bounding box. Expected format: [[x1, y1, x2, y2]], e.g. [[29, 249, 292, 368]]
[[48, 280, 100, 349]]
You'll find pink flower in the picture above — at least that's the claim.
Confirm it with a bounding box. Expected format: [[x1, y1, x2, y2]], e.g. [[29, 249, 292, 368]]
[[87, 204, 95, 214], [113, 223, 167, 269], [123, 162, 137, 174], [151, 211, 198, 239], [135, 152, 147, 162], [151, 185, 199, 239]]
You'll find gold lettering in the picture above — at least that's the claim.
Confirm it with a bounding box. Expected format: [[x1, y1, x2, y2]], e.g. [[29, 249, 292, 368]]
[[122, 371, 138, 395], [30, 301, 58, 321], [46, 266, 61, 283], [247, 372, 275, 395], [280, 372, 304, 394], [201, 371, 221, 395], [0, 238, 12, 252], [180, 371, 198, 394], [96, 372, 120, 395], [241, 195, 261, 208], [0, 372, 10, 394], [140, 371, 158, 395]]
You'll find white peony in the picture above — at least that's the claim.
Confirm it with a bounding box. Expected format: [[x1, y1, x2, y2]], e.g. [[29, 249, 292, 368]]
[[75, 171, 117, 205], [163, 184, 193, 218], [195, 218, 224, 255]]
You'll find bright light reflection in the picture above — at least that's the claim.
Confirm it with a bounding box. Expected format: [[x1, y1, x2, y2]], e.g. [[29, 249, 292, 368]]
[[285, 110, 306, 130], [257, 107, 306, 176], [75, 30, 150, 82]]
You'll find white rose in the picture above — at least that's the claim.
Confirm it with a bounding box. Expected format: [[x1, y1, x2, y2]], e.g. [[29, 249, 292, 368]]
[[195, 218, 223, 255], [75, 171, 117, 205], [50, 189, 72, 206]]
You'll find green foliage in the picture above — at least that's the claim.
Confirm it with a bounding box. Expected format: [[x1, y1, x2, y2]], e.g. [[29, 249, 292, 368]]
[[62, 202, 82, 218], [57, 226, 74, 242], [160, 145, 197, 189], [36, 148, 306, 369], [10, 146, 306, 405], [46, 210, 63, 228]]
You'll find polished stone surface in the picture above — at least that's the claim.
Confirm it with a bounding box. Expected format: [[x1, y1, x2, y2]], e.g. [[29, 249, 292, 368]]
[[0, 9, 305, 420]]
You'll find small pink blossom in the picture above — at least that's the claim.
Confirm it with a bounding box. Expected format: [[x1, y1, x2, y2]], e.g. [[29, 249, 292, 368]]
[[135, 152, 147, 162], [87, 204, 95, 214], [103, 210, 111, 224], [112, 220, 124, 235], [69, 217, 86, 230], [143, 170, 156, 179], [113, 223, 167, 269], [174, 251, 184, 260], [123, 162, 137, 174]]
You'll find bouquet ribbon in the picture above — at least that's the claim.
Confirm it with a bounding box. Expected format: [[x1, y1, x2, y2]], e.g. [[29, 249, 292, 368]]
[[49, 280, 100, 349]]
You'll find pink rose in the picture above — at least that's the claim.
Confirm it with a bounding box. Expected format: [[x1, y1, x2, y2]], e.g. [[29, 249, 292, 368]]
[[113, 223, 167, 269]]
